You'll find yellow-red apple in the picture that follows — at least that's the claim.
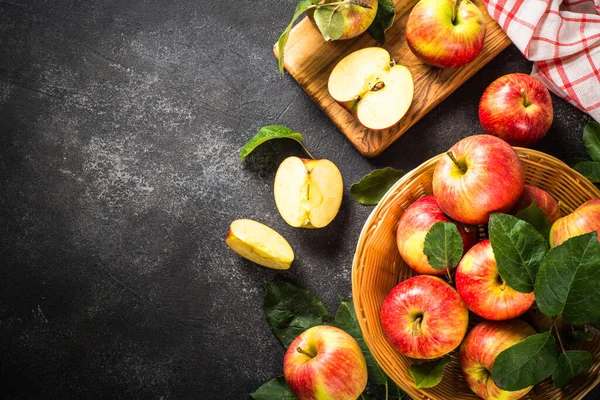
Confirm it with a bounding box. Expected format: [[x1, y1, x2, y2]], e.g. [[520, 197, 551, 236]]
[[511, 185, 561, 224], [549, 198, 600, 247]]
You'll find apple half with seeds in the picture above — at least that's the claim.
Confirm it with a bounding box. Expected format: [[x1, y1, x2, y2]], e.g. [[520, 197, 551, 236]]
[[226, 219, 294, 270], [328, 47, 414, 130], [274, 156, 343, 228]]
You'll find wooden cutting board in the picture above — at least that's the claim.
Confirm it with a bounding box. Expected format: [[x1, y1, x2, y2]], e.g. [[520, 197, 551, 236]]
[[273, 0, 511, 157]]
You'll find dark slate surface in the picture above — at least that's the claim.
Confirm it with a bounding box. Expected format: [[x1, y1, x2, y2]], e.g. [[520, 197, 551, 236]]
[[0, 0, 598, 399]]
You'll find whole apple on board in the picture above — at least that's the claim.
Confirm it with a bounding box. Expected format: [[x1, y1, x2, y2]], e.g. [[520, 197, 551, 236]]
[[550, 198, 600, 247], [380, 275, 469, 359], [405, 0, 486, 68], [284, 325, 367, 400], [274, 156, 343, 228], [479, 73, 553, 146], [328, 47, 414, 130], [461, 320, 536, 400], [456, 240, 535, 320], [396, 196, 478, 276], [308, 0, 379, 41], [432, 134, 525, 225], [512, 185, 561, 224]]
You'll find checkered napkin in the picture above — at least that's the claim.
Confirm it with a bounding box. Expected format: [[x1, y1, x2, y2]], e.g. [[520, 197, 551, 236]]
[[482, 0, 600, 121]]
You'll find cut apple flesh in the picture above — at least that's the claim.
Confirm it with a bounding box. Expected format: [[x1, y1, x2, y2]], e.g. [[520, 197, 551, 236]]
[[274, 156, 343, 228], [328, 47, 414, 130], [226, 219, 294, 270]]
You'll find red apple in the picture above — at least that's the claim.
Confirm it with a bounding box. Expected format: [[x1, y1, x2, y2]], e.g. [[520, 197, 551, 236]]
[[460, 320, 536, 400], [511, 185, 561, 224], [405, 0, 486, 68], [380, 275, 469, 359], [549, 198, 600, 247], [432, 134, 525, 225], [456, 240, 535, 320], [284, 325, 367, 400], [396, 196, 478, 276], [479, 73, 553, 146]]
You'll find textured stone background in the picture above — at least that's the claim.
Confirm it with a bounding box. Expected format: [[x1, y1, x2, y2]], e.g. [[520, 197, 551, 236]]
[[0, 0, 598, 398]]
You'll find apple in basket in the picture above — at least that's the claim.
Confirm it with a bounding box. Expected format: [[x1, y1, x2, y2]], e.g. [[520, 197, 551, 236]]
[[283, 325, 367, 400], [460, 320, 537, 400], [380, 275, 469, 359], [549, 198, 600, 247], [432, 134, 525, 225], [396, 196, 478, 275], [511, 185, 561, 224]]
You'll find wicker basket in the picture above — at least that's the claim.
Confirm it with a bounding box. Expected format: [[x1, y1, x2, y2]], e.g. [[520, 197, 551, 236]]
[[352, 148, 600, 400]]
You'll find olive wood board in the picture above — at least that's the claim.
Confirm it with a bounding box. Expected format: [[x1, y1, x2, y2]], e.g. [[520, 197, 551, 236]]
[[273, 0, 512, 157]]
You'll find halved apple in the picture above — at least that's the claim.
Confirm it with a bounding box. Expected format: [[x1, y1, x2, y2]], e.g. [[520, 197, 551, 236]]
[[328, 47, 414, 130], [274, 156, 343, 228], [226, 219, 294, 270]]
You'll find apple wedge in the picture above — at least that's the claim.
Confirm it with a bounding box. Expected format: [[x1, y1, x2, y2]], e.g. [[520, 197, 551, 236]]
[[274, 156, 343, 228], [226, 219, 294, 270], [328, 47, 414, 130]]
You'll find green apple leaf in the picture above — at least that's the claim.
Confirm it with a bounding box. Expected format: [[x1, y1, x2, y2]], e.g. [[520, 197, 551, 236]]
[[423, 222, 463, 271], [409, 356, 451, 389], [367, 0, 395, 44], [350, 167, 405, 205], [583, 120, 600, 162], [313, 5, 345, 41], [263, 282, 334, 348], [564, 157, 588, 167], [552, 350, 592, 388], [488, 213, 547, 293], [240, 125, 313, 161], [534, 232, 600, 324], [250, 377, 296, 400], [514, 200, 551, 241], [277, 0, 321, 75], [491, 331, 559, 391], [572, 161, 600, 183]]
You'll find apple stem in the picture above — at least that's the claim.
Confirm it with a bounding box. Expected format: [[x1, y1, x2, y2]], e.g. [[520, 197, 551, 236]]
[[445, 269, 453, 284], [411, 317, 422, 337], [446, 151, 467, 174], [452, 0, 463, 24], [296, 346, 316, 358], [521, 88, 531, 107]]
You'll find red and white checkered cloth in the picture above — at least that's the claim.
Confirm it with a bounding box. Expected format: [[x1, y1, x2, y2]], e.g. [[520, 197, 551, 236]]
[[483, 0, 600, 121]]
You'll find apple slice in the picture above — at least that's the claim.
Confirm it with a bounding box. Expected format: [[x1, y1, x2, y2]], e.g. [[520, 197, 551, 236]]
[[328, 47, 414, 130], [226, 219, 294, 270], [274, 156, 343, 228]]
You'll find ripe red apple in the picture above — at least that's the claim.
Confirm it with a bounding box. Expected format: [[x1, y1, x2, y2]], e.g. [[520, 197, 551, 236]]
[[511, 185, 561, 224], [479, 73, 553, 146], [432, 134, 525, 225], [396, 196, 478, 276], [405, 0, 486, 68], [460, 320, 536, 400], [284, 325, 367, 400], [380, 275, 469, 359], [549, 198, 600, 247], [456, 240, 535, 320]]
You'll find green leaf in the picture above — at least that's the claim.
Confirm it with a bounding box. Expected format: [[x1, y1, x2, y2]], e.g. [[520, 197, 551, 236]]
[[277, 0, 320, 75], [313, 5, 345, 41], [240, 125, 312, 161], [492, 331, 559, 391], [409, 357, 451, 389], [250, 377, 296, 399], [488, 213, 548, 293], [350, 167, 406, 205], [423, 222, 463, 271], [583, 121, 600, 162], [552, 350, 592, 388], [514, 200, 551, 241], [564, 157, 588, 167], [534, 232, 600, 324], [572, 161, 600, 183], [367, 0, 395, 44], [263, 282, 334, 348]]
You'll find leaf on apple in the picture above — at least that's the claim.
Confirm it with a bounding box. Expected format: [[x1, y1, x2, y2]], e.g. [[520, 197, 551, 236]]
[[572, 161, 600, 183], [240, 125, 313, 162], [350, 167, 405, 205], [409, 356, 451, 389], [367, 0, 395, 44], [423, 222, 463, 271], [277, 0, 321, 74], [514, 200, 551, 241], [250, 377, 296, 400], [313, 6, 345, 41], [552, 350, 592, 389], [488, 213, 547, 293], [491, 331, 559, 391], [263, 282, 334, 348], [583, 120, 600, 162], [534, 232, 600, 325]]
